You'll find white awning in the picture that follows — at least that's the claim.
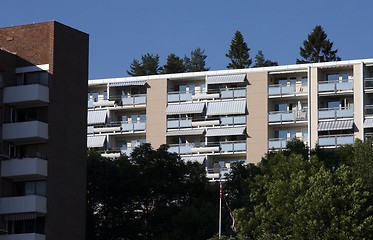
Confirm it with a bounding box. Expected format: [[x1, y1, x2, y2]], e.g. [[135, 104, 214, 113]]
[[364, 118, 373, 128], [87, 136, 106, 148], [318, 120, 354, 131], [88, 110, 107, 125], [166, 103, 205, 115], [269, 69, 308, 75], [166, 129, 205, 136], [206, 127, 246, 137], [206, 74, 246, 85], [182, 156, 205, 164], [109, 80, 147, 87], [206, 100, 246, 116]]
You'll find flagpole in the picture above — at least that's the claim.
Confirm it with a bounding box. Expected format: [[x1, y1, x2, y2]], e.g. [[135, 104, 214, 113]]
[[219, 179, 222, 238]]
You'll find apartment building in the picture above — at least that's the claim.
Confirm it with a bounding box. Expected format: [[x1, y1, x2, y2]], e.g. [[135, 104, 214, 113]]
[[0, 22, 88, 240], [88, 59, 373, 179]]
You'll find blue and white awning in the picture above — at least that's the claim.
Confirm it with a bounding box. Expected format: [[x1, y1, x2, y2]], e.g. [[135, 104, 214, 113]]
[[206, 100, 246, 116], [87, 110, 107, 125], [109, 80, 147, 87], [87, 135, 106, 148], [205, 127, 246, 137], [206, 74, 246, 85], [318, 120, 354, 131], [166, 129, 205, 136], [166, 103, 205, 115]]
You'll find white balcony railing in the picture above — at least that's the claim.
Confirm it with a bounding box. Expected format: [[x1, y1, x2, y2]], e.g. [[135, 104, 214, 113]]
[[168, 141, 246, 155], [318, 134, 354, 147], [318, 107, 353, 119], [167, 116, 246, 129], [167, 87, 246, 103], [318, 80, 353, 92], [121, 94, 147, 105], [1, 158, 47, 179], [268, 110, 308, 123], [0, 233, 46, 240], [269, 137, 308, 149], [3, 84, 49, 106], [0, 195, 47, 214], [3, 121, 48, 142]]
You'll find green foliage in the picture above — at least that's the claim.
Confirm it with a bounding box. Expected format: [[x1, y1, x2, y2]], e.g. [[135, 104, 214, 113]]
[[87, 144, 218, 240], [127, 53, 160, 76], [297, 25, 341, 64], [226, 31, 251, 69], [160, 53, 186, 74], [253, 50, 278, 67], [233, 141, 373, 239], [184, 47, 209, 72]]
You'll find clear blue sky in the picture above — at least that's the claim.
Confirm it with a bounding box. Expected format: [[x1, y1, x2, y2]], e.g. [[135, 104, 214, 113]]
[[2, 0, 373, 79]]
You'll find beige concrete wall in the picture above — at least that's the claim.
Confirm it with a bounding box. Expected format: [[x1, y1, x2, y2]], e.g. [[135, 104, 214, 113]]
[[353, 63, 364, 140], [146, 78, 167, 148], [309, 67, 319, 149], [246, 72, 268, 163]]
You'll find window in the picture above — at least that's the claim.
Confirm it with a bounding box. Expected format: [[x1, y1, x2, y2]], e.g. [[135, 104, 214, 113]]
[[14, 181, 46, 197], [16, 71, 49, 86], [327, 100, 340, 109], [275, 130, 288, 139], [302, 76, 308, 86], [341, 73, 349, 81], [275, 103, 288, 112], [88, 92, 98, 102], [140, 114, 146, 123], [0, 72, 4, 88], [103, 91, 108, 100], [326, 73, 339, 81]]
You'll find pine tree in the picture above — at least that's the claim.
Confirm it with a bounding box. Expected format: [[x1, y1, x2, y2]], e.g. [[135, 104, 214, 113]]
[[226, 31, 251, 69], [253, 50, 278, 67], [160, 53, 186, 74], [297, 25, 341, 64], [127, 53, 160, 76], [184, 48, 209, 72]]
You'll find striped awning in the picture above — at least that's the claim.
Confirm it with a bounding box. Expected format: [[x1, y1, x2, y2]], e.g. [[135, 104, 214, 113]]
[[166, 103, 205, 115], [109, 80, 147, 87], [364, 118, 373, 128], [182, 156, 205, 164], [318, 120, 354, 131], [206, 74, 246, 85], [206, 100, 246, 116], [87, 135, 106, 148], [88, 110, 107, 125], [166, 129, 205, 136], [4, 212, 37, 221], [206, 127, 246, 137]]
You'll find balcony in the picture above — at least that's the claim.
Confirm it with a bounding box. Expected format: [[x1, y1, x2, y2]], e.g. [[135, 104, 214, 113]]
[[318, 134, 354, 147], [1, 158, 47, 179], [121, 94, 146, 106], [318, 107, 353, 119], [268, 110, 307, 124], [3, 84, 49, 106], [122, 122, 146, 132], [318, 80, 353, 93], [268, 138, 288, 149], [3, 121, 48, 142], [0, 233, 46, 240], [364, 77, 373, 92], [0, 195, 47, 214], [168, 141, 246, 155], [365, 105, 373, 116], [167, 116, 246, 130], [167, 87, 246, 103], [269, 84, 305, 97]]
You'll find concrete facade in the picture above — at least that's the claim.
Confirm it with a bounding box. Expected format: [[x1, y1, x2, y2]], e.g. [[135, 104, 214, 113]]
[[0, 21, 88, 240]]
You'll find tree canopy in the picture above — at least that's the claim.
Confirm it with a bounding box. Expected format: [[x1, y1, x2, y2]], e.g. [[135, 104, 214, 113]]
[[297, 25, 341, 64], [253, 50, 278, 67], [127, 53, 160, 76], [160, 53, 186, 74], [87, 143, 219, 240], [184, 48, 209, 72], [226, 31, 251, 69]]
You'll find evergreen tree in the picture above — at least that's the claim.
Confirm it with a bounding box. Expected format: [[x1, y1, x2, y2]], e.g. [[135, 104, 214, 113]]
[[226, 31, 251, 69], [184, 48, 209, 72], [253, 50, 278, 67], [127, 53, 160, 76], [160, 53, 186, 74], [297, 25, 341, 64]]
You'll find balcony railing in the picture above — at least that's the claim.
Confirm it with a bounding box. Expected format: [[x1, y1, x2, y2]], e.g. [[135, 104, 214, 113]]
[[0, 195, 47, 214], [268, 110, 308, 123], [365, 105, 373, 116], [318, 80, 353, 92], [268, 137, 308, 149], [318, 134, 354, 147], [318, 107, 353, 119], [167, 87, 246, 103], [1, 158, 47, 179], [364, 78, 373, 90], [0, 233, 46, 240], [167, 115, 246, 129], [268, 84, 307, 96], [3, 121, 48, 142], [365, 132, 373, 140], [89, 121, 146, 134], [168, 141, 246, 155], [4, 84, 49, 106]]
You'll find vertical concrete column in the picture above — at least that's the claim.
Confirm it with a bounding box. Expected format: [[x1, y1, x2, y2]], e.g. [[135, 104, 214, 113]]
[[353, 63, 364, 140], [146, 78, 167, 148], [309, 67, 319, 149]]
